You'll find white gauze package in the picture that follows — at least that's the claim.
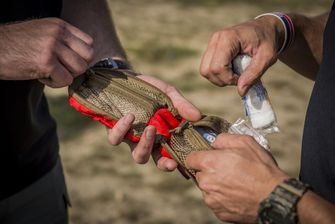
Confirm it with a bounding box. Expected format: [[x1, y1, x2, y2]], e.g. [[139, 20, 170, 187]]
[[232, 54, 279, 134]]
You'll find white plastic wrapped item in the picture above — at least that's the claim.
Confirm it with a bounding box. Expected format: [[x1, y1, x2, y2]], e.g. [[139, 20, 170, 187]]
[[194, 118, 269, 150], [228, 118, 269, 150], [232, 54, 279, 134]]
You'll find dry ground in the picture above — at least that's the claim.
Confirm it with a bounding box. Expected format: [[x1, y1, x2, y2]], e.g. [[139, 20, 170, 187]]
[[45, 0, 332, 223]]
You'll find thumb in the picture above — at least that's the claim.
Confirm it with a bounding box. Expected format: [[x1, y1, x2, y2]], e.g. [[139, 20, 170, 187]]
[[237, 53, 275, 96], [167, 87, 202, 121], [237, 63, 262, 96]]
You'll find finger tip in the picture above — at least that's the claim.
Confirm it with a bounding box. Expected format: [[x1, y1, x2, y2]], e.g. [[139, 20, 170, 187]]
[[126, 113, 135, 119], [123, 113, 135, 125], [185, 108, 202, 121], [147, 125, 156, 132], [167, 162, 177, 171], [157, 157, 177, 171]]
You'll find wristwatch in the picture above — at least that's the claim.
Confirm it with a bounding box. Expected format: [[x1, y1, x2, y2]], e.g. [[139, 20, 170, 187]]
[[93, 57, 131, 70], [258, 178, 310, 224]]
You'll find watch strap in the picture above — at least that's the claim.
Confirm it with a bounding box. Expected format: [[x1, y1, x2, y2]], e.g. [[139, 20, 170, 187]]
[[258, 178, 310, 224], [93, 58, 131, 70]]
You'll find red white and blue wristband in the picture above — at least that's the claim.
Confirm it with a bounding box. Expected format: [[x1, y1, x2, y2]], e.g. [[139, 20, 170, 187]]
[[255, 12, 295, 54]]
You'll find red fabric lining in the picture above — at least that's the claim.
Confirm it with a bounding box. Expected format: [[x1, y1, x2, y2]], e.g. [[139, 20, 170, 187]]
[[69, 96, 182, 158], [69, 96, 140, 142], [147, 108, 181, 158]]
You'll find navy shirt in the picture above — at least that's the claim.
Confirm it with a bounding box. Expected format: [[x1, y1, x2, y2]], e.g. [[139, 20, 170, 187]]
[[0, 0, 62, 200], [301, 2, 335, 203]]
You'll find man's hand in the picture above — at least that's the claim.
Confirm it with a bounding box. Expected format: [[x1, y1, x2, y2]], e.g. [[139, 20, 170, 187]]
[[107, 74, 202, 171], [199, 16, 284, 96], [185, 133, 287, 223], [0, 18, 94, 87]]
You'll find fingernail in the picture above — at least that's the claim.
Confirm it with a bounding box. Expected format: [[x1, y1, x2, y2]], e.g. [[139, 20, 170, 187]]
[[166, 161, 176, 171], [123, 114, 134, 125], [146, 126, 156, 140]]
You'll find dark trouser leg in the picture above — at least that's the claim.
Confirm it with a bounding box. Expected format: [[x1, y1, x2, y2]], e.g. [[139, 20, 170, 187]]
[[0, 158, 70, 224]]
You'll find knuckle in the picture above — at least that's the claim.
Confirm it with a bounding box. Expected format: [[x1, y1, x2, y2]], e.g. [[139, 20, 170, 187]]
[[195, 172, 203, 183], [220, 28, 236, 39], [39, 42, 57, 66], [199, 66, 209, 77], [85, 35, 94, 46], [74, 63, 88, 75], [85, 47, 95, 62], [225, 74, 236, 84], [242, 135, 255, 144], [49, 20, 67, 37], [46, 79, 64, 88], [50, 17, 64, 25], [62, 75, 73, 86], [108, 134, 121, 146], [53, 18, 67, 28], [214, 133, 225, 143], [166, 85, 179, 96], [46, 82, 57, 88], [198, 181, 208, 191], [210, 31, 220, 41], [219, 75, 233, 85], [40, 60, 55, 75], [208, 77, 225, 87], [198, 156, 212, 170], [209, 64, 224, 75], [70, 60, 88, 77], [214, 81, 226, 87], [48, 83, 58, 88], [203, 195, 216, 208], [134, 148, 150, 164], [166, 85, 177, 93], [44, 35, 58, 49]]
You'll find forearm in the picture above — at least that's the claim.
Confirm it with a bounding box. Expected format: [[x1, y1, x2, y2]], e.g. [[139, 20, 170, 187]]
[[279, 12, 329, 80], [61, 0, 127, 64], [297, 191, 335, 223]]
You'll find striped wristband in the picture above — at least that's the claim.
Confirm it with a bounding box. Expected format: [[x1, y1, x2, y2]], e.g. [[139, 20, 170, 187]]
[[255, 12, 295, 54]]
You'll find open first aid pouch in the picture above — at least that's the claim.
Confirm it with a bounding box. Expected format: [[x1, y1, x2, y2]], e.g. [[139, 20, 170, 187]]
[[68, 67, 271, 181]]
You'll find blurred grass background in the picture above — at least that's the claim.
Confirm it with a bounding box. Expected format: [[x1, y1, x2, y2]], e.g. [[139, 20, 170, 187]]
[[45, 0, 333, 223], [174, 0, 330, 9]]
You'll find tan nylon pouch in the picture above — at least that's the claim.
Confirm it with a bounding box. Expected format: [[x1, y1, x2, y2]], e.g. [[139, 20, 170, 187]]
[[69, 68, 178, 136], [165, 116, 230, 179], [69, 68, 231, 180]]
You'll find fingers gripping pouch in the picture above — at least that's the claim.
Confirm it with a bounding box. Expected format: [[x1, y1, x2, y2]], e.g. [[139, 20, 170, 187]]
[[68, 67, 231, 180], [165, 116, 231, 179], [68, 68, 176, 138]]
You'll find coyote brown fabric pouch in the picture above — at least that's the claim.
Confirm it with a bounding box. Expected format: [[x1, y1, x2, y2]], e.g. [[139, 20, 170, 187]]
[[68, 67, 230, 180]]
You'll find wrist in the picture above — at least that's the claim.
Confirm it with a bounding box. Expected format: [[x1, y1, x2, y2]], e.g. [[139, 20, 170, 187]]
[[255, 12, 295, 54], [256, 15, 286, 54], [258, 177, 311, 224]]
